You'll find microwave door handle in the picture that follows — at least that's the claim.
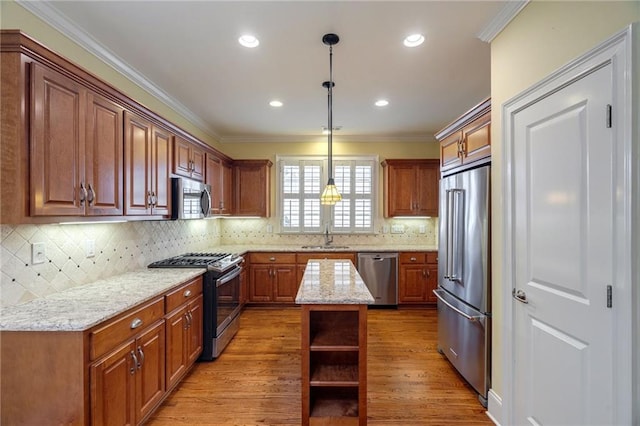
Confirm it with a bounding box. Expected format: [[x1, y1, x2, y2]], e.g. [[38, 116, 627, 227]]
[[201, 187, 212, 216]]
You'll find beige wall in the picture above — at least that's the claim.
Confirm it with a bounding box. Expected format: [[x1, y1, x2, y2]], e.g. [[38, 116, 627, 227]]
[[490, 0, 639, 399]]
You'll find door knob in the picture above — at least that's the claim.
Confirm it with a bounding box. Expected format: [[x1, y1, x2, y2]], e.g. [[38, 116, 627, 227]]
[[512, 288, 528, 304]]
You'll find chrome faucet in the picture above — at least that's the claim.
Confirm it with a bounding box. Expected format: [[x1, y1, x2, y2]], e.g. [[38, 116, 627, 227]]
[[324, 224, 333, 246]]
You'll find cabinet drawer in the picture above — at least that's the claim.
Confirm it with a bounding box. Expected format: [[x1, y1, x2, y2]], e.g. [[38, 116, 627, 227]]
[[426, 252, 438, 264], [250, 252, 296, 264], [165, 276, 203, 313], [399, 253, 426, 264], [296, 252, 356, 265], [90, 297, 164, 361]]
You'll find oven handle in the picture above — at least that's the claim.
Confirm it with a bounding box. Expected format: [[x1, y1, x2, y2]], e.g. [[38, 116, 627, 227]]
[[216, 266, 242, 287]]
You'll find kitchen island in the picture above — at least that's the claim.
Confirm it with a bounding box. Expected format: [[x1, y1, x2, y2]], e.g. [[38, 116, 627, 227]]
[[296, 259, 374, 426]]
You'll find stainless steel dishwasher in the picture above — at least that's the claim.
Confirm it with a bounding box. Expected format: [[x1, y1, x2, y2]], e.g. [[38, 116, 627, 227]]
[[357, 253, 398, 306]]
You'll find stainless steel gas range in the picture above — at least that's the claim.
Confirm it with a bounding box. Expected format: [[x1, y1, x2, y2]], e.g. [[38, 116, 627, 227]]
[[149, 252, 243, 361]]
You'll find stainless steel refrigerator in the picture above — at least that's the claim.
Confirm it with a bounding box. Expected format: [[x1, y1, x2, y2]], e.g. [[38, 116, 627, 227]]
[[434, 164, 491, 406]]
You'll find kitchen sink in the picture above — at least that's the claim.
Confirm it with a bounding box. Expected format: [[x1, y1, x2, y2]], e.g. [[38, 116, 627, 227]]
[[301, 245, 350, 250]]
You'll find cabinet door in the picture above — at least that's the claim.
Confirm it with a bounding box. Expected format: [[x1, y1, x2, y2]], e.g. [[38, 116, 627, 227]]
[[165, 306, 188, 390], [206, 154, 223, 212], [398, 265, 426, 303], [86, 92, 124, 216], [461, 113, 491, 165], [187, 295, 204, 365], [222, 162, 233, 213], [416, 162, 439, 217], [249, 265, 273, 302], [91, 340, 136, 426], [440, 131, 463, 171], [150, 126, 172, 216], [386, 164, 416, 217], [30, 62, 86, 216], [273, 265, 298, 303], [173, 136, 193, 179], [190, 145, 205, 182], [425, 265, 438, 304], [124, 112, 152, 215], [135, 320, 166, 423], [234, 161, 271, 217]]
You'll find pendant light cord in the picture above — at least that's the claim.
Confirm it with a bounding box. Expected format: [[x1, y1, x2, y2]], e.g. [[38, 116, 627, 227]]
[[327, 43, 333, 180]]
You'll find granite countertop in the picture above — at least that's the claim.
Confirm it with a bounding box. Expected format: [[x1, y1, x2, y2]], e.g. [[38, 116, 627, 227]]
[[295, 259, 375, 305], [0, 269, 204, 332], [216, 244, 438, 255]]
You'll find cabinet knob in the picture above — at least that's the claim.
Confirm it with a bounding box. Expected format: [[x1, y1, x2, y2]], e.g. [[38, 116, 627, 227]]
[[183, 289, 192, 298], [130, 318, 143, 329]]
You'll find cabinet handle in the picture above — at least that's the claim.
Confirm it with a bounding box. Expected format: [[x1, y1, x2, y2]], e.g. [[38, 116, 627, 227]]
[[130, 351, 138, 375], [130, 318, 143, 329], [136, 346, 144, 369], [79, 183, 88, 204], [423, 269, 426, 277], [410, 257, 417, 262], [269, 257, 276, 262], [183, 289, 192, 298], [147, 191, 153, 207], [87, 184, 95, 206], [187, 310, 193, 327], [151, 191, 157, 206], [183, 312, 189, 330]]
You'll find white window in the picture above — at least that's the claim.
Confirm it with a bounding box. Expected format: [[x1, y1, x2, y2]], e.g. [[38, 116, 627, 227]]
[[277, 156, 377, 234]]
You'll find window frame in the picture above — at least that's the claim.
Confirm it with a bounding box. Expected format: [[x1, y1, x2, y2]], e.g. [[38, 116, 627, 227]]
[[276, 155, 378, 234]]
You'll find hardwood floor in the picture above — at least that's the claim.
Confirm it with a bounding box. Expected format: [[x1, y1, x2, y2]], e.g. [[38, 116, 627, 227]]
[[147, 307, 492, 425]]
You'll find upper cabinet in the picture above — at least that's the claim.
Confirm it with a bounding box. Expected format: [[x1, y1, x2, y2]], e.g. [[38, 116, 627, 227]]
[[205, 154, 233, 214], [382, 159, 439, 217], [30, 62, 124, 217], [436, 97, 491, 173], [233, 160, 272, 217], [173, 136, 205, 182], [124, 111, 172, 217]]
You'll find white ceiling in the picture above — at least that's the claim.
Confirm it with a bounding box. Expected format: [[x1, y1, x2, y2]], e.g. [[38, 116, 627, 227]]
[[23, 1, 518, 143]]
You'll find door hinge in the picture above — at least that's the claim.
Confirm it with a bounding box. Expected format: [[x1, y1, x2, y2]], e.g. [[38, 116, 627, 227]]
[[606, 104, 612, 128], [606, 285, 612, 308]]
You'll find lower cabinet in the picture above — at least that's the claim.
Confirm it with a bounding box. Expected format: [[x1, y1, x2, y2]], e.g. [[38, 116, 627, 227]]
[[248, 253, 298, 303], [301, 304, 368, 425], [165, 295, 203, 390], [91, 319, 166, 426], [398, 252, 438, 305]]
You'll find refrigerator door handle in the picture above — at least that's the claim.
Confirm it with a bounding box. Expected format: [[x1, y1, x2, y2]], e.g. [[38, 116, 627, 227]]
[[444, 189, 455, 279], [433, 289, 482, 322], [447, 189, 463, 282]]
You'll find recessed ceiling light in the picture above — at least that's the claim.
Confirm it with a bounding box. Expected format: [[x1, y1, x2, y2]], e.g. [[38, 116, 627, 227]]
[[375, 99, 389, 107], [239, 34, 259, 48], [403, 33, 425, 47], [269, 100, 283, 107]]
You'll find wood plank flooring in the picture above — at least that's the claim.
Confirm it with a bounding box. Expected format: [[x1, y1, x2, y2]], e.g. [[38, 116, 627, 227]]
[[147, 307, 492, 425]]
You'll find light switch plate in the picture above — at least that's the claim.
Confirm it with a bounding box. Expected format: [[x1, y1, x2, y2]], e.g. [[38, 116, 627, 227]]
[[85, 239, 96, 258], [391, 224, 404, 234], [32, 242, 46, 264], [382, 225, 389, 234], [419, 225, 427, 234]]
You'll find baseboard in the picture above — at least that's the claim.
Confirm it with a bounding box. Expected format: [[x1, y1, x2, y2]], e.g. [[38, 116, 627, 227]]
[[486, 389, 503, 425]]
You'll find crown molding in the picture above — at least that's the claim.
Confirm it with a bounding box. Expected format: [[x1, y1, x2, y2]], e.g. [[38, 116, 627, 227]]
[[220, 133, 438, 144], [16, 0, 220, 140], [476, 0, 530, 43]]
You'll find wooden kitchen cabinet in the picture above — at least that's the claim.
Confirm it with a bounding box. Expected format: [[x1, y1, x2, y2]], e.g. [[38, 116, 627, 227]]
[[174, 135, 205, 181], [30, 61, 124, 217], [124, 111, 172, 217], [398, 252, 438, 305], [301, 304, 368, 425], [234, 159, 272, 217], [382, 159, 440, 217], [206, 153, 234, 214], [90, 301, 166, 426], [248, 252, 297, 303], [165, 277, 203, 391], [436, 97, 491, 173]]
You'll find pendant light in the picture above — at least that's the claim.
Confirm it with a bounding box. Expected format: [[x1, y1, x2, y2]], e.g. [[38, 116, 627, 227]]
[[320, 33, 342, 205]]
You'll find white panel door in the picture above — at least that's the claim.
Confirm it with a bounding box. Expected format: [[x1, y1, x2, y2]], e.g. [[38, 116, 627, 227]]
[[511, 64, 614, 425]]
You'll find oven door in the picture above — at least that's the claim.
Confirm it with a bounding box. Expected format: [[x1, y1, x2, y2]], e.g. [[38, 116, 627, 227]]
[[215, 266, 242, 336]]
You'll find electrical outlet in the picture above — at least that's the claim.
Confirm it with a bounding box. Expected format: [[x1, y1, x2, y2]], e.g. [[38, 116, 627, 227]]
[[85, 239, 96, 258], [32, 242, 46, 264], [419, 225, 427, 234], [382, 225, 389, 234], [266, 224, 273, 233], [391, 224, 404, 234]]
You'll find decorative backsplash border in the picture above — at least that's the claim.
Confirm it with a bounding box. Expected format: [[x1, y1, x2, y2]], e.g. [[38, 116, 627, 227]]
[[0, 217, 436, 308]]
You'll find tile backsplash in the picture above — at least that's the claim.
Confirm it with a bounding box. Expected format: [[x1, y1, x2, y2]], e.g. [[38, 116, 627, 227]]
[[1, 217, 436, 308]]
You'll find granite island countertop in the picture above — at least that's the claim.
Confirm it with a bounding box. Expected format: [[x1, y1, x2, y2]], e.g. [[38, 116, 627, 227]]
[[295, 259, 375, 305], [0, 269, 204, 332]]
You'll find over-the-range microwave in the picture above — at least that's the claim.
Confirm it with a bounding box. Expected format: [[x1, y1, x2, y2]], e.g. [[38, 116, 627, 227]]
[[171, 176, 212, 220]]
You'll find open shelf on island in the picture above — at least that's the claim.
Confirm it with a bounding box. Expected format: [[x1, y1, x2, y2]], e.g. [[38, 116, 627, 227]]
[[310, 310, 359, 349]]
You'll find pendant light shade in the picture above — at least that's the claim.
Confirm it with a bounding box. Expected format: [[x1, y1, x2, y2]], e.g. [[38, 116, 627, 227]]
[[320, 33, 342, 205]]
